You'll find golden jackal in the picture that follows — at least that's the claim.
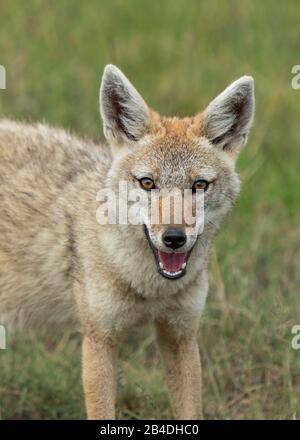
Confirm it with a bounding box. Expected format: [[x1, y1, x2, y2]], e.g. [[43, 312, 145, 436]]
[[0, 65, 254, 419]]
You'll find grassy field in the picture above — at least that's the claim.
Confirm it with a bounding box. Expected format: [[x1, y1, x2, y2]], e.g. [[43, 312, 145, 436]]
[[0, 0, 300, 419]]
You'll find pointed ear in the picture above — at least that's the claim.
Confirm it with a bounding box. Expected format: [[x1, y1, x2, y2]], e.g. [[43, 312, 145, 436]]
[[203, 76, 255, 157], [100, 64, 150, 146]]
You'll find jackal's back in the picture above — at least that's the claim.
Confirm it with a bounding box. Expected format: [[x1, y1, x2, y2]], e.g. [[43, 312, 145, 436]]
[[0, 119, 111, 331]]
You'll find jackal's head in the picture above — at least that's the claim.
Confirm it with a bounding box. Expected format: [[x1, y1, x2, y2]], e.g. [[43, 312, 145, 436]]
[[100, 65, 254, 280]]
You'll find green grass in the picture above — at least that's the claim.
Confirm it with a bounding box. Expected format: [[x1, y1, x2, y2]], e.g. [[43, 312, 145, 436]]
[[0, 0, 300, 419]]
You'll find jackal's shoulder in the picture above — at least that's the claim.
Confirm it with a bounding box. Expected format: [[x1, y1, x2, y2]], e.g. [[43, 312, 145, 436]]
[[0, 118, 112, 181]]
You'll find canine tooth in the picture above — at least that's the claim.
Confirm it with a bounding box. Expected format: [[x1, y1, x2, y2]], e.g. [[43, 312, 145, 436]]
[[182, 262, 186, 269], [159, 262, 163, 269]]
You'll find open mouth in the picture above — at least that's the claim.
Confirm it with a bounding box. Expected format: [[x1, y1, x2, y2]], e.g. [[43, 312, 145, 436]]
[[143, 225, 192, 280], [156, 250, 188, 279]]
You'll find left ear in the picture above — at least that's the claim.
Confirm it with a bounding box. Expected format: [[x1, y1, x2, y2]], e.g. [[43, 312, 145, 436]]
[[100, 64, 150, 147], [203, 76, 255, 157]]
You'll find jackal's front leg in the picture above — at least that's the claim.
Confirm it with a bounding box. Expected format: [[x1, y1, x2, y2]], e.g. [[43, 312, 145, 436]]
[[82, 333, 119, 420], [156, 321, 203, 420]]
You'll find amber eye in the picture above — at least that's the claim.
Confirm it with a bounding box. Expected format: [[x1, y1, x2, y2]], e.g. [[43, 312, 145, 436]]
[[192, 179, 209, 192], [139, 177, 155, 191]]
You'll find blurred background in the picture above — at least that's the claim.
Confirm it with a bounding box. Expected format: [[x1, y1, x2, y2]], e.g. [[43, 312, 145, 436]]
[[0, 0, 299, 419]]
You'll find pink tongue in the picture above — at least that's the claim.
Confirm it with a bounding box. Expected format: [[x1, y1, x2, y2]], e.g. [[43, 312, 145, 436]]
[[158, 251, 187, 273]]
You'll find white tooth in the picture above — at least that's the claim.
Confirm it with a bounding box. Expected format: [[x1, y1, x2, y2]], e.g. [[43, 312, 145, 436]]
[[182, 262, 186, 269], [159, 262, 163, 269], [163, 269, 184, 277]]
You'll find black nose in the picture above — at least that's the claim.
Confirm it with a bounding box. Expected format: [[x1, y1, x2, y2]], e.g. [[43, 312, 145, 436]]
[[162, 229, 187, 250]]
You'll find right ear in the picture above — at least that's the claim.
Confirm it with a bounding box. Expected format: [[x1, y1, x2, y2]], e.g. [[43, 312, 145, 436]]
[[202, 76, 255, 157], [100, 64, 150, 146]]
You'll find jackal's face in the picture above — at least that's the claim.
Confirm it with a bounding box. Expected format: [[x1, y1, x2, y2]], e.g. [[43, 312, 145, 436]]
[[100, 65, 254, 280]]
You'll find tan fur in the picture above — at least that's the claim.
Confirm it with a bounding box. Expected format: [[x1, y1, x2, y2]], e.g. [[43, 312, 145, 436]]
[[0, 67, 254, 419]]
